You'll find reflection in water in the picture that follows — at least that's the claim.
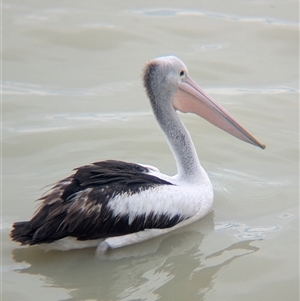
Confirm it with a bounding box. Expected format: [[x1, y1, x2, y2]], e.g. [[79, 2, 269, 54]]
[[11, 212, 260, 301], [215, 221, 282, 240], [196, 241, 259, 299]]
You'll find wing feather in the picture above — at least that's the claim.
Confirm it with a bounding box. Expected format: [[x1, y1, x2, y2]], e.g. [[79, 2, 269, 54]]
[[10, 160, 186, 245]]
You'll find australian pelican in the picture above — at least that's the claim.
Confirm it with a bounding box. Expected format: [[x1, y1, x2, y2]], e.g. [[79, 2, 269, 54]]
[[10, 56, 265, 254]]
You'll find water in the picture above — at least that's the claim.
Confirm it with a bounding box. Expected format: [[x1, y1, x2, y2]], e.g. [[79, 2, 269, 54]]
[[2, 1, 299, 300]]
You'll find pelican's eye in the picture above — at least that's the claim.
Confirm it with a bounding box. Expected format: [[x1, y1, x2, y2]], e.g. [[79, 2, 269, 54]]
[[179, 70, 185, 77]]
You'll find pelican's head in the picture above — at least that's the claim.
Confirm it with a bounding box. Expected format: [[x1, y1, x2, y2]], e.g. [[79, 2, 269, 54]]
[[143, 56, 188, 104], [143, 56, 265, 149]]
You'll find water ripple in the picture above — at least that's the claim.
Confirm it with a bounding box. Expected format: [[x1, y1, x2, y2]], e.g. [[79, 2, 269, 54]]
[[128, 8, 298, 27], [4, 111, 151, 134], [211, 168, 288, 189], [206, 86, 299, 95], [3, 81, 297, 97], [2, 81, 135, 97], [45, 112, 151, 123], [215, 221, 282, 240]]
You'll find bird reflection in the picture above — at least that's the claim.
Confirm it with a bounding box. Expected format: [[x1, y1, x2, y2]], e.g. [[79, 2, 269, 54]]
[[11, 212, 259, 301]]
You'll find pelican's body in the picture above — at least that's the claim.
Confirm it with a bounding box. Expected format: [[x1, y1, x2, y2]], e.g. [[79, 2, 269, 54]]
[[10, 56, 265, 254]]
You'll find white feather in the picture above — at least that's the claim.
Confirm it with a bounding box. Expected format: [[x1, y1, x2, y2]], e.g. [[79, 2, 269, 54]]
[[108, 180, 213, 224]]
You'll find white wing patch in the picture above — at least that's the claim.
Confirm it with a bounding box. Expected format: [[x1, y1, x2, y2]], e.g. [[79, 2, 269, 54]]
[[107, 184, 213, 225]]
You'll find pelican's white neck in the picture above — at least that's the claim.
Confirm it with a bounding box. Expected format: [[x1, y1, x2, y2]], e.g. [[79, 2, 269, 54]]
[[143, 58, 211, 186], [157, 107, 210, 185]]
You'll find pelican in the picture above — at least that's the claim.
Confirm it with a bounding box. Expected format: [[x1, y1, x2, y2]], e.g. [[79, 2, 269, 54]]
[[10, 56, 265, 254]]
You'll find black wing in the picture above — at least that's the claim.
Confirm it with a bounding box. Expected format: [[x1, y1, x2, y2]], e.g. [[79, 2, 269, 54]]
[[10, 160, 183, 245]]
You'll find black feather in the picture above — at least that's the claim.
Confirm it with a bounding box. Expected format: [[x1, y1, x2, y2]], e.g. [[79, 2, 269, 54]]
[[10, 160, 184, 246]]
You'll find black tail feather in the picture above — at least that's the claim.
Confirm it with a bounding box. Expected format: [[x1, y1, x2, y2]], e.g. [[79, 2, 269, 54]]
[[10, 221, 33, 245]]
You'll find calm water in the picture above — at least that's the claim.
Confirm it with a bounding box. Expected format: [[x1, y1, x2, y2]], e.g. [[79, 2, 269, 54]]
[[2, 1, 299, 301]]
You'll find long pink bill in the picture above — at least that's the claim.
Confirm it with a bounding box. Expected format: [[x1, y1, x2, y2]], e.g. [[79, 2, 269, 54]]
[[173, 76, 266, 149]]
